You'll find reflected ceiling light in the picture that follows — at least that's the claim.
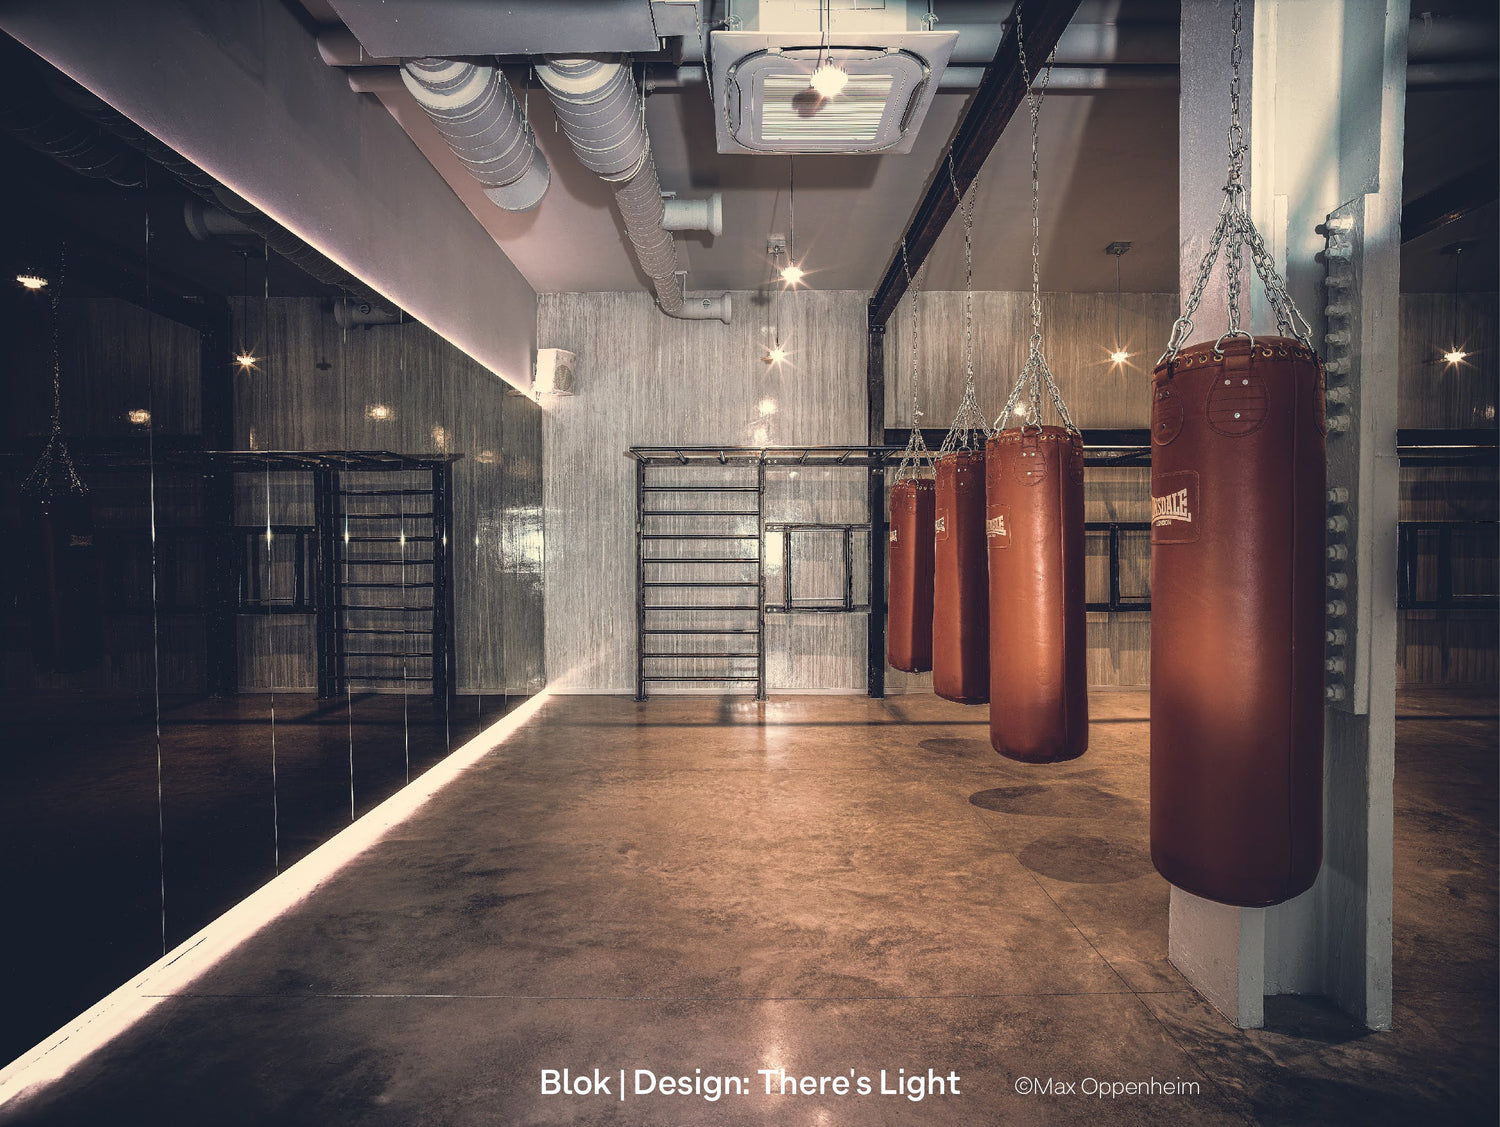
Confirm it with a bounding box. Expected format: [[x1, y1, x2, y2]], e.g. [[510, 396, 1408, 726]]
[[1106, 241, 1132, 366], [16, 273, 47, 291], [810, 63, 848, 98], [1440, 241, 1470, 368], [365, 403, 393, 421], [234, 351, 258, 370]]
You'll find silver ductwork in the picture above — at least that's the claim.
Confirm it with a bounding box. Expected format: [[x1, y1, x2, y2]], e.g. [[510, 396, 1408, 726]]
[[536, 54, 731, 323], [399, 57, 550, 212]]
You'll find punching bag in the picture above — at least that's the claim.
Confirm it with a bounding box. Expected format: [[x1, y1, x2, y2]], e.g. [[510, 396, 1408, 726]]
[[1149, 335, 1326, 907], [931, 450, 988, 703], [888, 477, 936, 673], [23, 488, 102, 672], [986, 427, 1088, 762]]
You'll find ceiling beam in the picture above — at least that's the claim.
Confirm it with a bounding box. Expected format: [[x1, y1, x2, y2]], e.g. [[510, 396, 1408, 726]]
[[1400, 158, 1499, 244], [867, 0, 1083, 329]]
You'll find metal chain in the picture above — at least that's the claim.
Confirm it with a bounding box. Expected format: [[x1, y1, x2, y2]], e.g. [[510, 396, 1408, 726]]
[[21, 245, 87, 498], [997, 13, 1076, 434], [895, 239, 933, 482], [939, 160, 990, 454], [1159, 0, 1316, 364]]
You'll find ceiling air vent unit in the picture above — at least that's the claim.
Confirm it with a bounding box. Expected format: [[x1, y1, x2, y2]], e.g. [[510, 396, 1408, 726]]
[[711, 29, 959, 154]]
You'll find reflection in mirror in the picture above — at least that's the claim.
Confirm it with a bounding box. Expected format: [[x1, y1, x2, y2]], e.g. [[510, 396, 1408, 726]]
[[0, 41, 543, 1065]]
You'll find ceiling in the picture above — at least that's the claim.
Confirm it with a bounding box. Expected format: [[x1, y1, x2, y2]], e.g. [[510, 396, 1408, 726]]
[[294, 0, 1496, 300]]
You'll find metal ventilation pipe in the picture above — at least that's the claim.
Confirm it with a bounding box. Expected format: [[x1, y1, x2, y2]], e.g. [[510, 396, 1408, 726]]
[[536, 55, 731, 323], [399, 57, 550, 211]]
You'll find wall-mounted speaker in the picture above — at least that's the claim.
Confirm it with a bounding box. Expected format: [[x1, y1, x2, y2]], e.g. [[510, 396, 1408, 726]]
[[534, 348, 576, 396]]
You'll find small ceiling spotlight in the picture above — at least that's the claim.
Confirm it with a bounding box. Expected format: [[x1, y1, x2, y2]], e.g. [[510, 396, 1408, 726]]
[[780, 263, 805, 285], [765, 345, 787, 365], [127, 408, 151, 425], [1106, 241, 1132, 367], [1443, 348, 1468, 366], [234, 351, 258, 370], [365, 403, 393, 421], [810, 62, 849, 98], [16, 272, 48, 291]]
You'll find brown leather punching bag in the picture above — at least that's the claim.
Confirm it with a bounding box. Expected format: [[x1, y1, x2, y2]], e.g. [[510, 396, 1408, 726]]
[[888, 478, 936, 673], [932, 450, 989, 703], [1149, 335, 1326, 907], [986, 427, 1088, 762]]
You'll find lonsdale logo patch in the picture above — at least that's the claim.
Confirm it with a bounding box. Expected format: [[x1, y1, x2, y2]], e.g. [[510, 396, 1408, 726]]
[[889, 528, 899, 544], [934, 516, 946, 534], [1150, 471, 1200, 545], [1152, 487, 1192, 526], [987, 514, 1008, 537]]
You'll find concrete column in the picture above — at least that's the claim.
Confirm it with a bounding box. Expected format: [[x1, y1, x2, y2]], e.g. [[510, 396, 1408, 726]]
[[1171, 0, 1407, 1029]]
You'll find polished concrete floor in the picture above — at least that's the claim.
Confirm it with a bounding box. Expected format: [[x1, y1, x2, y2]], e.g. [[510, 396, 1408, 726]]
[[0, 691, 520, 1063], [1, 688, 1495, 1125]]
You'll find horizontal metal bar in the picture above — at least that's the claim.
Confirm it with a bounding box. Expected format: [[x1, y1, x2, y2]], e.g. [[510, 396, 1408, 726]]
[[640, 628, 761, 635], [342, 581, 435, 588], [343, 651, 434, 658], [339, 512, 435, 520], [645, 604, 759, 611], [641, 675, 761, 682], [643, 581, 760, 588], [642, 533, 760, 540], [641, 652, 761, 659], [641, 486, 760, 493], [342, 535, 436, 543], [644, 557, 759, 564], [642, 510, 759, 517], [337, 604, 434, 611], [342, 628, 428, 635], [338, 488, 433, 496]]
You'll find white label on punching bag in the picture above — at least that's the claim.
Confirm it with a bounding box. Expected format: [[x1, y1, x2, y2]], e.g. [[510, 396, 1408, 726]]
[[1152, 489, 1193, 525], [986, 505, 1012, 548], [1151, 470, 1200, 545], [934, 514, 947, 540], [890, 528, 899, 544]]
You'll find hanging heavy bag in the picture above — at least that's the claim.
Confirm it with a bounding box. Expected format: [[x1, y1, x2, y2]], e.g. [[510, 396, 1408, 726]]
[[932, 450, 988, 702], [984, 36, 1087, 763], [1150, 335, 1326, 907], [888, 477, 936, 673], [1148, 0, 1326, 908], [930, 166, 990, 705], [22, 487, 102, 673], [887, 244, 936, 675], [986, 428, 1088, 761]]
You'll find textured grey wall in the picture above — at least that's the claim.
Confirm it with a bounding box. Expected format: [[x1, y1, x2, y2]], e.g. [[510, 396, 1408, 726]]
[[539, 290, 868, 693]]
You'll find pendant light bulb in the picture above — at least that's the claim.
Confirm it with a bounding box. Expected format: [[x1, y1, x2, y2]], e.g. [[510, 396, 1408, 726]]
[[16, 273, 47, 291], [766, 345, 787, 365], [1110, 349, 1130, 365], [810, 63, 848, 98], [780, 264, 804, 284], [235, 351, 259, 370], [1443, 348, 1467, 365]]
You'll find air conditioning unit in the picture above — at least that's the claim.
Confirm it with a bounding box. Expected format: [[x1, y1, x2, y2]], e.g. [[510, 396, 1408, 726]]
[[535, 348, 577, 395], [710, 0, 958, 154]]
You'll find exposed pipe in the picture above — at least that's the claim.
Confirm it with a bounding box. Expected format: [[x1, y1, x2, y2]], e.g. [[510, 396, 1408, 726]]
[[662, 192, 723, 236], [536, 54, 731, 322], [400, 58, 550, 211]]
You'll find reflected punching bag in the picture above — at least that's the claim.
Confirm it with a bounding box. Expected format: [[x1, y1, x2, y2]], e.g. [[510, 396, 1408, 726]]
[[932, 450, 989, 702], [986, 427, 1088, 762], [887, 477, 936, 673], [1149, 335, 1326, 907], [23, 486, 101, 673]]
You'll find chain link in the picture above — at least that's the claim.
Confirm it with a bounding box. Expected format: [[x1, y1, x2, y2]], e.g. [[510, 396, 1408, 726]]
[[21, 245, 86, 499], [938, 160, 990, 455], [895, 239, 933, 482], [1160, 0, 1316, 365], [996, 11, 1076, 435]]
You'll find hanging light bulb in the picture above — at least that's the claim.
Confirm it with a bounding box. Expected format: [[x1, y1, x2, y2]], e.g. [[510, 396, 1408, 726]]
[[810, 63, 848, 97], [1440, 242, 1469, 367], [235, 351, 259, 370], [780, 263, 804, 284], [766, 345, 787, 364], [16, 272, 48, 290], [1106, 241, 1132, 366]]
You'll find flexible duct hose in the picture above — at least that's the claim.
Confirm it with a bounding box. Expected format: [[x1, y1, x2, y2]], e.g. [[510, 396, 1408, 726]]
[[537, 55, 729, 322], [400, 58, 549, 211]]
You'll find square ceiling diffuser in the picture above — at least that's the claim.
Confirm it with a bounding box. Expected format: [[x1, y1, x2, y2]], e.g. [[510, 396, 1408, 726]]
[[711, 31, 958, 154]]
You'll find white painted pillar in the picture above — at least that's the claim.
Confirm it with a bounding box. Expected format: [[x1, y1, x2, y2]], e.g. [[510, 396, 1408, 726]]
[[1171, 0, 1407, 1029]]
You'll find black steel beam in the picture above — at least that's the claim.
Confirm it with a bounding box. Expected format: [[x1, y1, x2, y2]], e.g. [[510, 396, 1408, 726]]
[[1401, 159, 1499, 244], [866, 325, 887, 698], [867, 0, 1084, 329]]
